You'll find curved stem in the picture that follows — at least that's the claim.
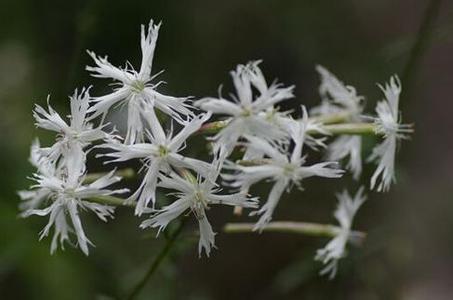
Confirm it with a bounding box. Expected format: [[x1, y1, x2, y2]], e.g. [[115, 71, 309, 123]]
[[126, 219, 186, 300]]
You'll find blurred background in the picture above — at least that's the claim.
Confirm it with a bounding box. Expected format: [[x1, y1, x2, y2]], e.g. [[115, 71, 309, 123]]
[[1, 0, 452, 299]]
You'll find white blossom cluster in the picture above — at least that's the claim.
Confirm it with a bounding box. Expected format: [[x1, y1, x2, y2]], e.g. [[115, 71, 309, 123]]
[[19, 19, 412, 277]]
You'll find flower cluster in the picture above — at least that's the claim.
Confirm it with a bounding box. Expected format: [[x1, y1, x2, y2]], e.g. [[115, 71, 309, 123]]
[[19, 19, 412, 277], [20, 89, 129, 255]]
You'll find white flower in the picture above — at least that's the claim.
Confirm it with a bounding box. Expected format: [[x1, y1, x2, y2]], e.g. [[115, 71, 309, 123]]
[[195, 61, 294, 158], [33, 88, 107, 165], [311, 66, 365, 178], [99, 109, 212, 215], [315, 186, 366, 279], [141, 166, 258, 257], [21, 147, 129, 255], [368, 76, 413, 192], [225, 108, 344, 230], [86, 20, 192, 144]]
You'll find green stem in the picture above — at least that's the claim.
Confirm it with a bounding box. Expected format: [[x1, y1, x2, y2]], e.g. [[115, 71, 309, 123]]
[[83, 168, 136, 184], [310, 111, 352, 124], [126, 219, 186, 300], [197, 111, 353, 136], [86, 195, 135, 208], [401, 0, 441, 101], [224, 221, 366, 244], [200, 120, 378, 137], [235, 159, 271, 167], [320, 123, 377, 135]]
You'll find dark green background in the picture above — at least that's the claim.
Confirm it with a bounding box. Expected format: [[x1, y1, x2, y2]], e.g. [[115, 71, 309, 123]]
[[1, 0, 452, 299]]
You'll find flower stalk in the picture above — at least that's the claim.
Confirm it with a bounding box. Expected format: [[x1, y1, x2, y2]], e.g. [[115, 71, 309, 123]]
[[322, 123, 377, 135], [83, 168, 136, 184], [126, 218, 187, 300], [86, 195, 136, 208], [198, 120, 379, 137], [224, 221, 366, 244], [310, 111, 352, 124]]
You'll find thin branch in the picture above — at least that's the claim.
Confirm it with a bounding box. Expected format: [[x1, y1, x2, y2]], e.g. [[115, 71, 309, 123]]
[[198, 120, 379, 137], [196, 111, 354, 136], [126, 219, 186, 300], [310, 111, 352, 124], [321, 123, 377, 135], [86, 195, 135, 208], [83, 168, 136, 184], [224, 221, 366, 244], [401, 0, 442, 101]]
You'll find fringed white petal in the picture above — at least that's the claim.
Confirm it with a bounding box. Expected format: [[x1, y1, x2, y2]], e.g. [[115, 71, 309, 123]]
[[197, 214, 216, 257], [251, 178, 289, 231], [138, 20, 161, 81]]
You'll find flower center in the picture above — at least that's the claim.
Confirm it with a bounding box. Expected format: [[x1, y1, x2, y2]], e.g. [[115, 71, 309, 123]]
[[265, 109, 276, 121], [192, 189, 209, 220], [64, 188, 77, 198], [240, 107, 253, 117], [158, 145, 169, 157], [283, 163, 296, 175], [130, 80, 146, 93]]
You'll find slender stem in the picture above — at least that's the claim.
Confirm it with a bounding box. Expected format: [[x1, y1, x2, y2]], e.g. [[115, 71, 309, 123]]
[[235, 159, 271, 166], [224, 221, 366, 244], [197, 111, 354, 136], [126, 219, 186, 300], [83, 168, 136, 184], [199, 120, 379, 137], [86, 195, 135, 208], [320, 123, 377, 135], [401, 0, 441, 101], [310, 111, 352, 124]]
